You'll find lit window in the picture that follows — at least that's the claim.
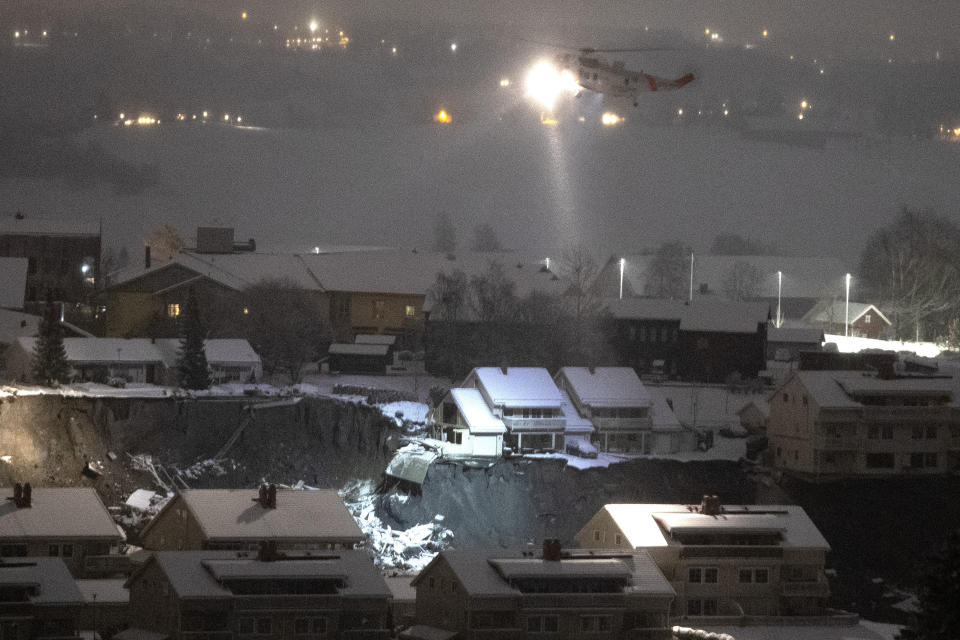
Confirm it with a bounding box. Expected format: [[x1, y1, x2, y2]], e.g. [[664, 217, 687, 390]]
[[405, 304, 416, 318], [243, 307, 249, 315], [167, 303, 181, 317], [865, 314, 871, 324]]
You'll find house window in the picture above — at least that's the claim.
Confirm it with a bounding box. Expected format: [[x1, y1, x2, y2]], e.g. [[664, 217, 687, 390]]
[[0, 544, 27, 557], [256, 619, 271, 634], [882, 425, 894, 439], [528, 615, 559, 633], [802, 395, 808, 406], [62, 544, 73, 557], [404, 304, 416, 318], [429, 577, 435, 589], [951, 425, 960, 439], [910, 453, 924, 468], [49, 544, 60, 557], [451, 581, 458, 592], [912, 426, 924, 440], [686, 599, 718, 616], [689, 567, 717, 583], [783, 393, 789, 403], [615, 534, 622, 545], [373, 299, 385, 320], [580, 616, 611, 632], [867, 425, 880, 439], [925, 452, 938, 467], [865, 314, 871, 323], [238, 618, 254, 635], [866, 453, 895, 469], [926, 426, 938, 439], [739, 568, 768, 583], [295, 619, 309, 635], [166, 303, 180, 317], [593, 529, 602, 542], [756, 568, 769, 583]]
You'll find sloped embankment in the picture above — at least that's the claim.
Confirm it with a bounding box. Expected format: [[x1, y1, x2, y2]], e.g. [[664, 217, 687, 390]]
[[377, 457, 756, 548], [0, 394, 399, 502]]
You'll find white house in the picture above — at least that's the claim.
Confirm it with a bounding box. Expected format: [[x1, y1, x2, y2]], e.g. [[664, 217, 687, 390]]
[[429, 388, 507, 457], [556, 367, 690, 454], [461, 366, 567, 451], [6, 337, 262, 386]]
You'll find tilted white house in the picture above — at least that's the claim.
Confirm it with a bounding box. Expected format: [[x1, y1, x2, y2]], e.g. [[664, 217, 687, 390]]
[[461, 367, 568, 451], [555, 367, 688, 454], [429, 388, 507, 457]]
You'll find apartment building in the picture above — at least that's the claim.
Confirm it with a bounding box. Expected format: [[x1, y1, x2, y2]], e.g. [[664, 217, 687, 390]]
[[139, 487, 364, 551], [125, 547, 391, 640], [411, 541, 675, 639], [767, 370, 960, 478], [0, 485, 125, 578], [575, 498, 836, 623]]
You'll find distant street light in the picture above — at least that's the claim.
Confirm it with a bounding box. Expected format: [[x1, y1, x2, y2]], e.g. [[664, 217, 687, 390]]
[[619, 258, 625, 300], [776, 270, 783, 328], [845, 273, 851, 337]]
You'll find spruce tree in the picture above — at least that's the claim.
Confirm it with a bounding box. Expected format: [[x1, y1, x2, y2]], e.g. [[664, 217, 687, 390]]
[[32, 294, 70, 386], [176, 288, 211, 390]]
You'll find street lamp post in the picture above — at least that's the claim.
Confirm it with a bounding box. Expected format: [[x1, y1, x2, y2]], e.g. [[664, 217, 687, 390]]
[[845, 273, 851, 337], [619, 258, 625, 300], [776, 270, 783, 328]]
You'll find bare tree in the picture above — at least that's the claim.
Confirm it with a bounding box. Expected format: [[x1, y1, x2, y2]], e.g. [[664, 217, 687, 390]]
[[469, 261, 517, 323], [145, 225, 184, 266], [710, 233, 778, 256], [429, 269, 469, 322], [859, 208, 960, 340], [471, 222, 502, 252], [432, 213, 458, 254], [721, 261, 763, 301], [644, 240, 690, 299], [239, 278, 331, 383]]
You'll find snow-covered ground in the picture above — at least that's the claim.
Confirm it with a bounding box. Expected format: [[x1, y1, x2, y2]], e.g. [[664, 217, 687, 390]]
[[826, 334, 941, 358], [524, 433, 747, 470], [697, 620, 903, 640]]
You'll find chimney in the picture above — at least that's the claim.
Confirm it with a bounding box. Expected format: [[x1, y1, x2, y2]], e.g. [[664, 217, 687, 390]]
[[267, 484, 277, 509], [258, 484, 267, 505], [144, 245, 151, 269], [542, 538, 562, 561], [257, 540, 279, 562], [9, 482, 31, 508], [699, 494, 722, 517], [500, 364, 508, 375]]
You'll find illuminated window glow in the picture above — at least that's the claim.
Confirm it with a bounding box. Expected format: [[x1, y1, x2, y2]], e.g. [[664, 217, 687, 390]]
[[167, 303, 181, 318]]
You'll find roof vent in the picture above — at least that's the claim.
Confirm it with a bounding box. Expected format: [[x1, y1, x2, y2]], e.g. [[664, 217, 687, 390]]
[[8, 482, 31, 508], [257, 483, 277, 509], [542, 538, 562, 562], [699, 494, 723, 517], [257, 540, 282, 562]]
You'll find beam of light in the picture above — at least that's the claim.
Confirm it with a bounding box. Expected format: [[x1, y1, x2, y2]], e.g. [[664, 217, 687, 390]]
[[524, 60, 578, 111]]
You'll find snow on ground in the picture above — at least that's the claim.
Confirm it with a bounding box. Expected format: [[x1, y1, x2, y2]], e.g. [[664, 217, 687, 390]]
[[299, 373, 452, 403], [826, 334, 941, 358], [378, 401, 430, 426], [339, 479, 453, 573], [884, 587, 921, 614], [523, 434, 747, 470], [652, 383, 761, 429], [697, 620, 903, 640]]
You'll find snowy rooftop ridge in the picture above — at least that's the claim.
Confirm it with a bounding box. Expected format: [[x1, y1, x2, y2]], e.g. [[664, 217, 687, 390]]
[[449, 388, 506, 434], [14, 337, 261, 366], [469, 367, 564, 408], [558, 367, 651, 408]]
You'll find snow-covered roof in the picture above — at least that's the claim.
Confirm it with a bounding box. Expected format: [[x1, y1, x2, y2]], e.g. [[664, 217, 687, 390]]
[[0, 257, 27, 309], [354, 334, 396, 345], [0, 308, 39, 344], [804, 301, 890, 326], [767, 326, 825, 344], [0, 558, 85, 605], [559, 367, 651, 408], [737, 396, 770, 418], [836, 375, 955, 397], [75, 579, 129, 604], [599, 503, 829, 550], [489, 557, 632, 580], [0, 213, 100, 237], [790, 370, 864, 408], [161, 489, 363, 544], [558, 390, 595, 434], [449, 388, 506, 434], [647, 387, 683, 432], [612, 254, 849, 300], [328, 343, 390, 356], [470, 367, 564, 408], [0, 487, 123, 541], [16, 337, 261, 366], [605, 297, 769, 334], [144, 550, 389, 599]]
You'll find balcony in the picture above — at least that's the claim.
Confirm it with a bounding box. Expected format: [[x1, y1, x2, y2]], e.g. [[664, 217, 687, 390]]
[[862, 406, 950, 423], [680, 546, 783, 559], [501, 417, 566, 432], [470, 629, 524, 639], [593, 417, 654, 432], [519, 593, 625, 608], [84, 554, 131, 576], [781, 579, 830, 597], [813, 436, 859, 451]]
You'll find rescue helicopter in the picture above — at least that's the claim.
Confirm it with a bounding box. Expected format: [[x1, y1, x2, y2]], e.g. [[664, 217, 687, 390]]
[[546, 44, 695, 106]]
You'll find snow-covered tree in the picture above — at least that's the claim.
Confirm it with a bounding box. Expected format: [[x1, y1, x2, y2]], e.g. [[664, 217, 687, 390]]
[[471, 222, 502, 252], [176, 288, 211, 390], [31, 295, 70, 386], [898, 529, 960, 640], [644, 240, 691, 299], [432, 213, 458, 254], [721, 260, 763, 302]]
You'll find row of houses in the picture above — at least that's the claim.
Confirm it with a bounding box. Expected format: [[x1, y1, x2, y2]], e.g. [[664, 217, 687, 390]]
[[430, 367, 690, 457], [0, 485, 842, 639]]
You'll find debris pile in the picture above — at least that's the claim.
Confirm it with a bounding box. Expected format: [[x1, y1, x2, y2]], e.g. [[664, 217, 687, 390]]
[[340, 479, 453, 572]]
